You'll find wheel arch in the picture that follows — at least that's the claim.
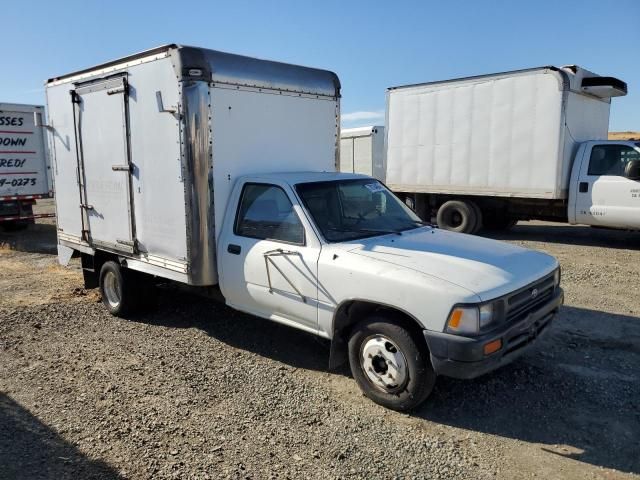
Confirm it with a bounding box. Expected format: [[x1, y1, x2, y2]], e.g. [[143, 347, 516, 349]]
[[329, 299, 427, 370]]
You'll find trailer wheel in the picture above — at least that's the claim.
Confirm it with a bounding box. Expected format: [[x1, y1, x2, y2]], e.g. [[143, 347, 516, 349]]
[[99, 261, 137, 317], [436, 200, 478, 234], [1, 220, 30, 232], [469, 201, 483, 233], [484, 215, 517, 231], [348, 316, 435, 411]]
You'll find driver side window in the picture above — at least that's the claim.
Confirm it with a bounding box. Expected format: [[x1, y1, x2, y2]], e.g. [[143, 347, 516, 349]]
[[234, 183, 305, 245], [588, 145, 640, 176]]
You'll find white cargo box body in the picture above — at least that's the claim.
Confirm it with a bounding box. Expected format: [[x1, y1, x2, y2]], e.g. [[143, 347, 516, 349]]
[[46, 44, 339, 286], [0, 103, 51, 199], [386, 66, 622, 199], [339, 126, 385, 181]]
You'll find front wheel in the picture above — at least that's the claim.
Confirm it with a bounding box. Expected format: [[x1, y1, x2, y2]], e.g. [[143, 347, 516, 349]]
[[348, 316, 435, 411]]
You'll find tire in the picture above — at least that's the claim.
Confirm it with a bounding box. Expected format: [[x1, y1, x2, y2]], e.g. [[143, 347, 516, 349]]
[[469, 201, 483, 233], [348, 316, 436, 411], [99, 261, 138, 317], [1, 220, 29, 232], [436, 200, 478, 233], [484, 215, 517, 231]]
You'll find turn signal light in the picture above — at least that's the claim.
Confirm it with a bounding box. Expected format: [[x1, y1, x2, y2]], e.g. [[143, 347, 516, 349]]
[[483, 339, 502, 356]]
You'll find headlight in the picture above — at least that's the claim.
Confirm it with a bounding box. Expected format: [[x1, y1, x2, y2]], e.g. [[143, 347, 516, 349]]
[[447, 303, 497, 335], [479, 304, 494, 328], [553, 268, 561, 288]]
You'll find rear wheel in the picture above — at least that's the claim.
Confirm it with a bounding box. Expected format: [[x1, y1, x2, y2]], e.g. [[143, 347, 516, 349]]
[[348, 316, 435, 411], [469, 201, 483, 233], [484, 214, 517, 231], [1, 220, 30, 232], [99, 261, 138, 317], [436, 200, 478, 234]]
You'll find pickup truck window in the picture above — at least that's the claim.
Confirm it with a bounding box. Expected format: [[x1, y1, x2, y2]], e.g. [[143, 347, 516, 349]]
[[296, 179, 424, 242], [588, 145, 640, 176], [235, 183, 305, 245]]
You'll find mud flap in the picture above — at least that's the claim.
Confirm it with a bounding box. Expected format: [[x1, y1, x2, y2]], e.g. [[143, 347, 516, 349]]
[[57, 243, 75, 266]]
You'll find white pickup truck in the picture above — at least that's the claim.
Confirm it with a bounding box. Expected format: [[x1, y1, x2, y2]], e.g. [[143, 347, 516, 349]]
[[47, 45, 563, 410]]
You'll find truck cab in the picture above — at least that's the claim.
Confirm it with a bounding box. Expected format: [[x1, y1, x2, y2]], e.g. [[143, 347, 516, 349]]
[[569, 141, 640, 229], [216, 172, 563, 410]]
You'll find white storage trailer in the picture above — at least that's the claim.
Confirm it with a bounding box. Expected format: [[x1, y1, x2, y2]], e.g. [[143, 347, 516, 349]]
[[0, 103, 54, 229], [339, 126, 385, 181], [47, 45, 563, 411], [386, 66, 639, 233]]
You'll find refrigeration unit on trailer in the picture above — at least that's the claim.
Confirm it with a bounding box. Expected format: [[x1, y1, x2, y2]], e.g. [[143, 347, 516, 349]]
[[47, 45, 562, 411], [386, 65, 638, 233], [339, 125, 385, 181], [0, 103, 54, 229]]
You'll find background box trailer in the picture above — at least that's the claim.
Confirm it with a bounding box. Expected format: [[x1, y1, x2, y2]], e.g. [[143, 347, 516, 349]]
[[46, 44, 340, 286], [339, 126, 385, 181], [0, 103, 54, 229], [385, 65, 637, 233]]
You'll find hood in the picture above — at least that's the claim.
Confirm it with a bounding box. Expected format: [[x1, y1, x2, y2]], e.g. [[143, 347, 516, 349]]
[[337, 227, 558, 301]]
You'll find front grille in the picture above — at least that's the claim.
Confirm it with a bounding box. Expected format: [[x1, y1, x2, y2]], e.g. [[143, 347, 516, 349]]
[[505, 273, 555, 323]]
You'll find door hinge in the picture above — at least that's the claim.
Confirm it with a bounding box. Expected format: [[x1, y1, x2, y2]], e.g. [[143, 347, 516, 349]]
[[80, 203, 94, 210], [116, 238, 138, 254]]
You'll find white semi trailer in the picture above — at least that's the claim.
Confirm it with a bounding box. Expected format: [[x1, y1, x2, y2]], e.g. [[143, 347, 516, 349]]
[[339, 126, 385, 181], [385, 66, 639, 233], [47, 45, 562, 411], [0, 103, 53, 230]]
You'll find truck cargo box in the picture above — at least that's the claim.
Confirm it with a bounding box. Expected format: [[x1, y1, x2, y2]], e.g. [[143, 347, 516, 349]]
[[0, 103, 51, 201], [339, 126, 385, 181], [46, 44, 340, 285], [385, 66, 625, 199]]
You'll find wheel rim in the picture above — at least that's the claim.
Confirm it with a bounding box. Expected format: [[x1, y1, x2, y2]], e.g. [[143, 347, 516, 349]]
[[451, 211, 463, 227], [360, 335, 409, 393], [103, 271, 121, 308]]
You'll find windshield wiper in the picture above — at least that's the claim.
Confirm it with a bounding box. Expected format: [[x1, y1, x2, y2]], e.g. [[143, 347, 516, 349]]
[[328, 227, 403, 237], [410, 220, 433, 227]]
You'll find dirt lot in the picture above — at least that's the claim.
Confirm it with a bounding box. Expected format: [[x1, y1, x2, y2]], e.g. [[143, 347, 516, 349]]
[[1, 204, 639, 479]]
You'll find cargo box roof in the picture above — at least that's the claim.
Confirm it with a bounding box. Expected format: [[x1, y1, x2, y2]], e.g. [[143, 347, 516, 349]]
[[46, 44, 340, 98], [387, 65, 626, 99]]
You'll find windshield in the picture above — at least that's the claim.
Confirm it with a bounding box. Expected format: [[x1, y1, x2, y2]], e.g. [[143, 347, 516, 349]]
[[295, 179, 426, 242]]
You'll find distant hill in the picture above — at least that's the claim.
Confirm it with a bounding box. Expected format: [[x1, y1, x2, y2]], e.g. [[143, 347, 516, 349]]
[[609, 131, 640, 140]]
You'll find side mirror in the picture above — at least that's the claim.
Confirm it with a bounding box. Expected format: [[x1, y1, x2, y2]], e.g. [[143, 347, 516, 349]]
[[625, 159, 640, 181]]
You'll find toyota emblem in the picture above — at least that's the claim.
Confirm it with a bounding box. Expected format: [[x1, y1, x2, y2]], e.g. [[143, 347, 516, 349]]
[[531, 288, 539, 299]]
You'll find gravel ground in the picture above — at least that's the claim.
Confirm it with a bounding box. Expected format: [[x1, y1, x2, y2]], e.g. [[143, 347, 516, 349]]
[[1, 205, 639, 479]]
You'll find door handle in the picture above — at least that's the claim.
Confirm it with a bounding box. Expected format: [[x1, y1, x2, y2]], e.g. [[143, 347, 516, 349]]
[[579, 182, 589, 193], [227, 244, 241, 255]]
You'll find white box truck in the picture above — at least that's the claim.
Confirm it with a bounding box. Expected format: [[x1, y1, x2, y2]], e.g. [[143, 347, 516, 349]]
[[385, 66, 640, 233], [339, 126, 385, 181], [47, 45, 563, 411], [0, 103, 54, 230]]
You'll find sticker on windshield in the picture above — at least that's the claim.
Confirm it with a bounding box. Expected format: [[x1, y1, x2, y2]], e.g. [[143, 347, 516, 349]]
[[364, 183, 385, 193]]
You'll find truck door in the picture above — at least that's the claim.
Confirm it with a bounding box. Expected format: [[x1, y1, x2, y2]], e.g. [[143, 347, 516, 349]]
[[574, 142, 640, 229], [73, 76, 136, 253], [218, 182, 320, 332]]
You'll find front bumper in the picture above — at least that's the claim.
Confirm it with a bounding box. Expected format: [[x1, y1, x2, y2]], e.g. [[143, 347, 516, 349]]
[[424, 288, 564, 379]]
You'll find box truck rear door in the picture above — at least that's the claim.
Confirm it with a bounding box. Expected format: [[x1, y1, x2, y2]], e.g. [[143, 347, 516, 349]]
[[0, 105, 49, 200], [73, 77, 136, 253], [575, 143, 640, 229]]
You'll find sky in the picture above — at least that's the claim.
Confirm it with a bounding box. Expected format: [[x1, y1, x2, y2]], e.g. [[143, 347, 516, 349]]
[[2, 0, 639, 131]]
